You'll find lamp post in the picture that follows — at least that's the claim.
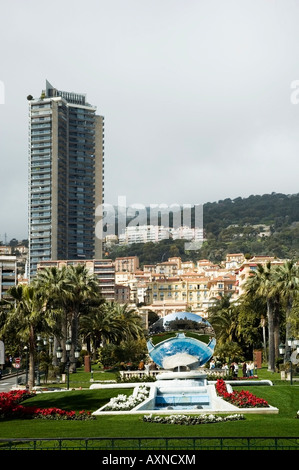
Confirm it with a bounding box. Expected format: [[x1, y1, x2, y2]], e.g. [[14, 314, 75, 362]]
[[36, 336, 42, 386], [65, 339, 72, 390], [48, 337, 54, 364], [56, 346, 63, 384], [56, 342, 81, 389], [23, 345, 28, 388], [279, 338, 299, 385], [56, 346, 63, 360], [75, 346, 81, 361]]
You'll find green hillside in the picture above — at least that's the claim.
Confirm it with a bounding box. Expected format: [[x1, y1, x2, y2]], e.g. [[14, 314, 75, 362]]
[[105, 192, 299, 265]]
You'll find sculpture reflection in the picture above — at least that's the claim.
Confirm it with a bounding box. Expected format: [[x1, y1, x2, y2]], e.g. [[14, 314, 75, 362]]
[[147, 311, 216, 370]]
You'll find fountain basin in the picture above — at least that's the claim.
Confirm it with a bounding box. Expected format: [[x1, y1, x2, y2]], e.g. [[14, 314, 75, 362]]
[[91, 373, 279, 415], [134, 371, 234, 412]]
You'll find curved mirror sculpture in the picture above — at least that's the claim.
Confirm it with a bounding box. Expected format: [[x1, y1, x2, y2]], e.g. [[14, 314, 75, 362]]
[[147, 311, 216, 370]]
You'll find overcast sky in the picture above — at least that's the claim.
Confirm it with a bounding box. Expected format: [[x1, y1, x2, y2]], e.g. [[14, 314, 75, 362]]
[[1, 0, 299, 240]]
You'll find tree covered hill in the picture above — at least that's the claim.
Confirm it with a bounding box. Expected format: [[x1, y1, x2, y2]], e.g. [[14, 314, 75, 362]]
[[105, 192, 299, 265], [202, 192, 299, 235]]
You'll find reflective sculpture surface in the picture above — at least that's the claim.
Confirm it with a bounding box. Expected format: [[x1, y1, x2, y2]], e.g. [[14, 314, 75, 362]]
[[147, 311, 216, 370]]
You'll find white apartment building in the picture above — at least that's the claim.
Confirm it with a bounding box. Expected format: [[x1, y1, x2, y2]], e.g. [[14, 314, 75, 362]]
[[118, 225, 203, 245]]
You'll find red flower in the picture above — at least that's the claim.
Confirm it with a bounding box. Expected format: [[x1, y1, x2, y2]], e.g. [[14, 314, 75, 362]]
[[0, 390, 92, 420], [216, 379, 269, 408]]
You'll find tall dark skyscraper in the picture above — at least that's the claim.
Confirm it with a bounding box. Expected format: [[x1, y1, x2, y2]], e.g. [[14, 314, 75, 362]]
[[28, 81, 104, 278]]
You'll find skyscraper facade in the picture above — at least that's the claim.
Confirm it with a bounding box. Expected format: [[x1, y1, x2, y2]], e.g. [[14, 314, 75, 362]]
[[28, 81, 104, 278]]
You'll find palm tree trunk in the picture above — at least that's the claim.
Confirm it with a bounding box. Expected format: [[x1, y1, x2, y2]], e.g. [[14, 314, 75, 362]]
[[284, 298, 293, 363], [273, 297, 280, 362], [260, 316, 267, 362], [267, 300, 275, 372], [28, 351, 35, 391]]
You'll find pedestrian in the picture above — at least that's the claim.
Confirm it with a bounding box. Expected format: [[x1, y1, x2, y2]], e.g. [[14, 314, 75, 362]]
[[242, 362, 247, 377], [222, 363, 229, 376], [234, 362, 239, 378]]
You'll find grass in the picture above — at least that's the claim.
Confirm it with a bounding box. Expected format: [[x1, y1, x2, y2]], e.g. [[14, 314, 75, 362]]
[[43, 367, 119, 389], [1, 367, 299, 441]]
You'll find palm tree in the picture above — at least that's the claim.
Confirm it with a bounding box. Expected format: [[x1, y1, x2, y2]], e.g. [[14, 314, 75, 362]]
[[80, 303, 122, 359], [63, 264, 102, 371], [237, 291, 267, 361], [34, 266, 68, 362], [108, 302, 145, 341], [208, 295, 240, 348], [276, 260, 299, 362], [1, 285, 50, 390], [35, 264, 103, 371], [244, 262, 279, 372]]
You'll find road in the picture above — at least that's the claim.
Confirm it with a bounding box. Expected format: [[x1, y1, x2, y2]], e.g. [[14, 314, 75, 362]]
[[0, 372, 26, 392]]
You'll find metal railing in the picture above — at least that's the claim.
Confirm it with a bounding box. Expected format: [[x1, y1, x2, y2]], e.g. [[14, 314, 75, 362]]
[[0, 436, 299, 451]]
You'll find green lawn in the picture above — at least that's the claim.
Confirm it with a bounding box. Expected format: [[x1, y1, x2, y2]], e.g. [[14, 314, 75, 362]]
[[1, 367, 299, 441]]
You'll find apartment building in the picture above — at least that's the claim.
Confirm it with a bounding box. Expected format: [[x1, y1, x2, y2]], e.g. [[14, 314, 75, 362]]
[[37, 259, 115, 301], [235, 255, 284, 296], [118, 225, 170, 244], [118, 224, 203, 245], [225, 253, 245, 269], [0, 256, 17, 298], [28, 81, 104, 278], [147, 275, 209, 312], [115, 284, 131, 304], [115, 256, 139, 272]]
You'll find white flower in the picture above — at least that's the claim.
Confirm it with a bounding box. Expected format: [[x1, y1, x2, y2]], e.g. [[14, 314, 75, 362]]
[[142, 413, 245, 425], [105, 387, 150, 411]]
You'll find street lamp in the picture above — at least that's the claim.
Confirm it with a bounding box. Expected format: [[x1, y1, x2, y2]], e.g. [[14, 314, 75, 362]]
[[36, 337, 42, 386], [23, 346, 28, 388], [56, 342, 81, 389], [48, 337, 54, 363], [279, 338, 299, 385], [279, 343, 285, 355], [56, 346, 63, 384], [65, 339, 72, 390], [56, 346, 63, 360], [75, 346, 81, 360]]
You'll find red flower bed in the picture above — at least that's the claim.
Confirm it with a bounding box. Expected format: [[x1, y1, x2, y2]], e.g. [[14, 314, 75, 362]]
[[216, 379, 269, 408], [0, 390, 94, 420]]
